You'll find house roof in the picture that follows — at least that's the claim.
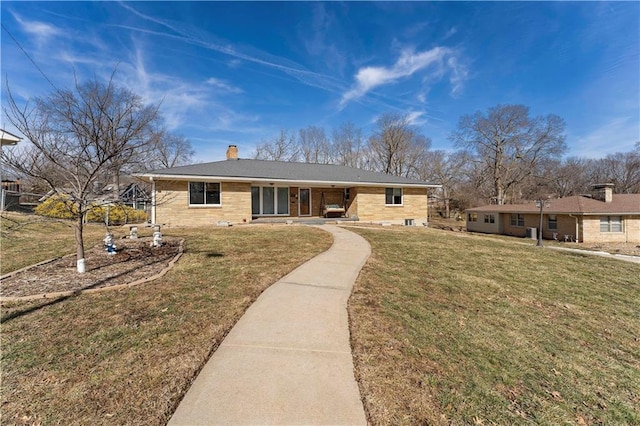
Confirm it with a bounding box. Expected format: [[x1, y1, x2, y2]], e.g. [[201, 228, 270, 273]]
[[0, 129, 21, 146], [467, 194, 640, 215], [136, 158, 440, 188]]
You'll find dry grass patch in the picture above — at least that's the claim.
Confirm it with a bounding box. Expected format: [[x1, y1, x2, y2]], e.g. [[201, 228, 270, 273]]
[[348, 226, 640, 425], [1, 212, 115, 273], [1, 224, 331, 425]]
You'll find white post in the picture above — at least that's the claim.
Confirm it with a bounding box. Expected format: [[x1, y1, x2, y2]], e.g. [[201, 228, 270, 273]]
[[77, 258, 86, 273], [151, 177, 156, 224]]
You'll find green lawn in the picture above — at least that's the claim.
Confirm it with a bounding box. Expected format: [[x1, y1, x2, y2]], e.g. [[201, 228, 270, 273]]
[[348, 227, 640, 425], [1, 222, 332, 425]]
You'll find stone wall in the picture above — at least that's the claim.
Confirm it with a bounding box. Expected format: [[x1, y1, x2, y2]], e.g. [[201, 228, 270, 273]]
[[154, 180, 252, 226], [582, 216, 640, 243], [354, 186, 428, 224], [154, 180, 432, 225]]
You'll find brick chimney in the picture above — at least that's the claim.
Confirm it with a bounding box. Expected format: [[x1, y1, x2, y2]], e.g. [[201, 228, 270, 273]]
[[226, 144, 238, 160], [591, 183, 614, 203]]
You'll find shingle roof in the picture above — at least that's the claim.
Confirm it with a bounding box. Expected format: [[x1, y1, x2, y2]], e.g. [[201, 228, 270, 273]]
[[138, 158, 438, 187], [467, 194, 640, 215]]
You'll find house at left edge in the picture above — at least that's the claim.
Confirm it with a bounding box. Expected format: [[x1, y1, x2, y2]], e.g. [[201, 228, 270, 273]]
[[135, 145, 441, 226]]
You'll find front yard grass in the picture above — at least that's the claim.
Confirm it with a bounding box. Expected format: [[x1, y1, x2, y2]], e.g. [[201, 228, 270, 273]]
[[348, 226, 640, 425], [1, 213, 109, 274], [1, 224, 332, 425]]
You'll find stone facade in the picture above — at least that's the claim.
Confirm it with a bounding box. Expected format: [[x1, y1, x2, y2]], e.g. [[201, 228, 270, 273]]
[[353, 186, 428, 224], [154, 180, 428, 226], [582, 216, 640, 243], [155, 180, 252, 226]]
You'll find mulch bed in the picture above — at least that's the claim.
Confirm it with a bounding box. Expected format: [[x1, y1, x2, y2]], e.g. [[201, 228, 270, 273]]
[[0, 237, 182, 298]]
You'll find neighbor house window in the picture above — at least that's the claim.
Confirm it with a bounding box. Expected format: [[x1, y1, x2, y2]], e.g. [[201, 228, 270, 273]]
[[189, 182, 220, 206], [484, 214, 495, 224], [468, 213, 478, 222], [548, 215, 558, 230], [251, 186, 289, 215], [385, 188, 403, 205], [600, 216, 622, 232], [510, 214, 525, 227]]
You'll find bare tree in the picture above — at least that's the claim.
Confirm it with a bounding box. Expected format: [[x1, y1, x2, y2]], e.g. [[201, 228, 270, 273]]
[[145, 129, 195, 169], [451, 104, 567, 205], [592, 151, 640, 194], [298, 125, 333, 164], [368, 113, 431, 178], [537, 157, 592, 197], [2, 75, 159, 272], [419, 150, 469, 218], [332, 121, 370, 169], [253, 129, 299, 161]]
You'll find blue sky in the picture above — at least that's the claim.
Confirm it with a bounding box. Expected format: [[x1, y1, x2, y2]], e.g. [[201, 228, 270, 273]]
[[1, 1, 638, 162]]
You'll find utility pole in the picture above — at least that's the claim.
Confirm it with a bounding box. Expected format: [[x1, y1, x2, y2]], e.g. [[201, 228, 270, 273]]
[[535, 198, 550, 247]]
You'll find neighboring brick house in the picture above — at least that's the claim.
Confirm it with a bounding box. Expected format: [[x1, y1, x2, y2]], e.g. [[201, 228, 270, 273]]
[[136, 145, 440, 226], [465, 184, 640, 243]]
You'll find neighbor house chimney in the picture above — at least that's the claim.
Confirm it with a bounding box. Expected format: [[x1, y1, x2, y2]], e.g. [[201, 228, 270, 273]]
[[226, 144, 238, 160], [591, 183, 614, 203]]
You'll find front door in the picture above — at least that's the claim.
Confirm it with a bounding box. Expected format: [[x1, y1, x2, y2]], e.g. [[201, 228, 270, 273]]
[[299, 188, 311, 216]]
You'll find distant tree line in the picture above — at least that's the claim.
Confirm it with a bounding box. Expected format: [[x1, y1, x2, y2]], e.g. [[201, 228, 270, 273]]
[[253, 106, 640, 216]]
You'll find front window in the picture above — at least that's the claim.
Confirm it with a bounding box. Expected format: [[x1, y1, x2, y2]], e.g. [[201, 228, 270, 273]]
[[468, 213, 478, 222], [548, 215, 558, 230], [600, 216, 622, 232], [189, 182, 220, 205], [385, 188, 402, 205], [484, 214, 495, 224], [510, 214, 525, 227]]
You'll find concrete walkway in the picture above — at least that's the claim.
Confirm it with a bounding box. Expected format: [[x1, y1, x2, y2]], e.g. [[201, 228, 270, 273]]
[[168, 225, 370, 425], [546, 245, 640, 264]]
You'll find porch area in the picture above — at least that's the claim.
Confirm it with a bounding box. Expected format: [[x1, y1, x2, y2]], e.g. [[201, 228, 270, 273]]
[[251, 186, 354, 220], [251, 216, 360, 225]]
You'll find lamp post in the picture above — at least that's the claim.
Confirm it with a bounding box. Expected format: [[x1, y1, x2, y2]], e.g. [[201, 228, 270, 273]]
[[535, 198, 550, 247]]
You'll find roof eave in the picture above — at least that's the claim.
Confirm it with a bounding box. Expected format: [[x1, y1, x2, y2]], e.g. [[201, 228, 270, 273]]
[[466, 208, 640, 215], [134, 173, 440, 188]]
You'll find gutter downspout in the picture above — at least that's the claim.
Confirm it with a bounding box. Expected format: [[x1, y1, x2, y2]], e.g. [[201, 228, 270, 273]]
[[569, 214, 579, 242], [150, 177, 156, 225]]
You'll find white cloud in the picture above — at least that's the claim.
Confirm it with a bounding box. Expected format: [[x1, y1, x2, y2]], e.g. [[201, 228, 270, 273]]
[[117, 3, 346, 96], [227, 59, 242, 68], [206, 77, 243, 94], [444, 26, 458, 40], [340, 46, 466, 108], [12, 12, 62, 43], [572, 116, 640, 158], [447, 56, 468, 97], [406, 110, 426, 126]]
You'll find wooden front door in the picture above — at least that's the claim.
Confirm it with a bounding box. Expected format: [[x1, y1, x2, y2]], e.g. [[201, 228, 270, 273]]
[[299, 188, 311, 216]]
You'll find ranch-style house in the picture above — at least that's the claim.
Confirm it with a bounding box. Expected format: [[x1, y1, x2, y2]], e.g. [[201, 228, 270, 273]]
[[137, 145, 440, 227], [465, 184, 640, 243]]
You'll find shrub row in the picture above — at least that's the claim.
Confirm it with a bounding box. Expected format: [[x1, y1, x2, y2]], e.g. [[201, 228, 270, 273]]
[[34, 196, 148, 225]]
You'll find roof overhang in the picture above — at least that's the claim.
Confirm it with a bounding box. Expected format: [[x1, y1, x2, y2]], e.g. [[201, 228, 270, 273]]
[[466, 209, 640, 215], [0, 130, 22, 146], [135, 173, 441, 189]]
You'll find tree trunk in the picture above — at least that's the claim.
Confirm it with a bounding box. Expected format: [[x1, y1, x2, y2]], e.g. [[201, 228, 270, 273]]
[[75, 203, 86, 273], [495, 176, 505, 205], [443, 187, 450, 218]]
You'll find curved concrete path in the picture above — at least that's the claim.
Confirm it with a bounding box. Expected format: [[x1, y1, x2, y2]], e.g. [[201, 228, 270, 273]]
[[169, 225, 370, 425]]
